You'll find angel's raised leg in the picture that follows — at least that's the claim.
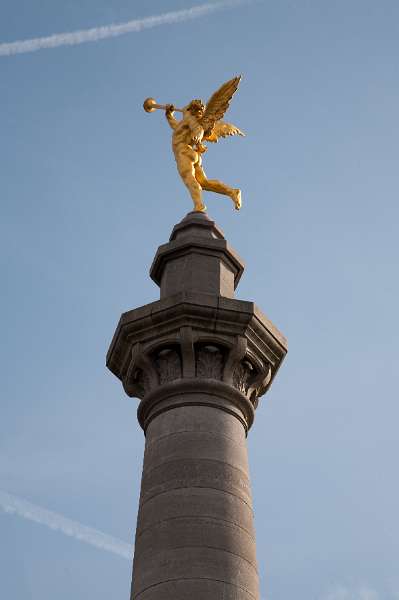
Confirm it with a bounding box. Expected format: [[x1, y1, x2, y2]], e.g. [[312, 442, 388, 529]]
[[195, 165, 242, 210], [176, 152, 206, 212]]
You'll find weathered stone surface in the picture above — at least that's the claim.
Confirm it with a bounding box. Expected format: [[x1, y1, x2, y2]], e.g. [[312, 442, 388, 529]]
[[136, 487, 256, 538], [134, 579, 257, 600], [107, 211, 287, 600], [131, 546, 259, 599], [143, 430, 250, 473], [134, 517, 257, 566]]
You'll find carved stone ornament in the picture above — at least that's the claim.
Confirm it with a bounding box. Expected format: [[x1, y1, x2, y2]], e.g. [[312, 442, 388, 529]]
[[233, 361, 253, 395], [121, 329, 272, 408], [155, 348, 182, 384], [232, 358, 272, 408], [196, 345, 224, 379]]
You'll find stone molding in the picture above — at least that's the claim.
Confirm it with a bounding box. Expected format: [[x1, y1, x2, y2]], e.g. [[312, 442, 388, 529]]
[[137, 378, 255, 433]]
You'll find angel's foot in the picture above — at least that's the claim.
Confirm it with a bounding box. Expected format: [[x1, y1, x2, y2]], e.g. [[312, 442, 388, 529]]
[[231, 189, 242, 210], [194, 202, 207, 213]]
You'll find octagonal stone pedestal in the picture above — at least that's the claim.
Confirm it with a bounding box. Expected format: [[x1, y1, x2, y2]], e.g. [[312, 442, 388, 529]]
[[107, 211, 287, 600]]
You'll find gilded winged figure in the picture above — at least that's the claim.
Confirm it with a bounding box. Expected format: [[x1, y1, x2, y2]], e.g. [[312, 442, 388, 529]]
[[144, 77, 245, 213]]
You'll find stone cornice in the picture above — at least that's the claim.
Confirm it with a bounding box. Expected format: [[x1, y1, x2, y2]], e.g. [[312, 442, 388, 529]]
[[107, 292, 287, 419], [107, 292, 286, 377]]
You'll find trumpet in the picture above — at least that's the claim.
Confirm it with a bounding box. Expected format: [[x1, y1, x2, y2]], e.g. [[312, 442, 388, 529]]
[[143, 98, 183, 113]]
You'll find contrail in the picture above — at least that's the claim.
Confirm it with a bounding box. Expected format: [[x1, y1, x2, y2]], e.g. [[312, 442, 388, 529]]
[[322, 586, 380, 600], [0, 489, 133, 560], [0, 0, 247, 57]]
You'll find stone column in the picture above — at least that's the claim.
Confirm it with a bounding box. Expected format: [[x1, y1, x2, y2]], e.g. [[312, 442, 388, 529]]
[[107, 212, 287, 600]]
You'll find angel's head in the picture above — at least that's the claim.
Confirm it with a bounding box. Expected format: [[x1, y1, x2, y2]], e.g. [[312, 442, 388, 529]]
[[186, 99, 205, 118]]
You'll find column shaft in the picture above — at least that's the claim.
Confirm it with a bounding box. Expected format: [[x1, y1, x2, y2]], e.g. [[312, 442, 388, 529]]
[[131, 403, 259, 600]]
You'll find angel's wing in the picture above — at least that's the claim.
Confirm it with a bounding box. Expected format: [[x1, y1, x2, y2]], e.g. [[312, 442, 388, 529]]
[[204, 121, 245, 143], [200, 76, 241, 136]]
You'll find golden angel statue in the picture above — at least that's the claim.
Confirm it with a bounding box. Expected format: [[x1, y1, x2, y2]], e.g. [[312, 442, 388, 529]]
[[143, 76, 245, 212]]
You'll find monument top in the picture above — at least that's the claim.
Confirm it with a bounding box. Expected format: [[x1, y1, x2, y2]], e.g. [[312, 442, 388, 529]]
[[107, 212, 287, 415]]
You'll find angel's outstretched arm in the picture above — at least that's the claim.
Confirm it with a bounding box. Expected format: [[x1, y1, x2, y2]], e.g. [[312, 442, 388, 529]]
[[165, 105, 179, 130]]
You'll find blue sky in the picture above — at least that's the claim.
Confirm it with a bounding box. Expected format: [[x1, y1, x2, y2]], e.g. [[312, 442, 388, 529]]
[[1, 1, 399, 599]]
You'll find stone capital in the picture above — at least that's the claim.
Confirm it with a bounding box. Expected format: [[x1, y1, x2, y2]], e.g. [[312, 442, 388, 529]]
[[107, 293, 286, 432]]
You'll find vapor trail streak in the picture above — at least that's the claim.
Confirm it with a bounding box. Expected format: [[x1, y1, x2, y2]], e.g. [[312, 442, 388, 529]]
[[0, 490, 132, 560], [0, 1, 246, 57]]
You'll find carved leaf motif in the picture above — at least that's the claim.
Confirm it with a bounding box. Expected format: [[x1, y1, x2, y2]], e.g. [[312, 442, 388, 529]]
[[155, 349, 182, 384], [124, 368, 148, 399], [196, 346, 224, 379], [133, 369, 146, 397], [233, 362, 251, 394]]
